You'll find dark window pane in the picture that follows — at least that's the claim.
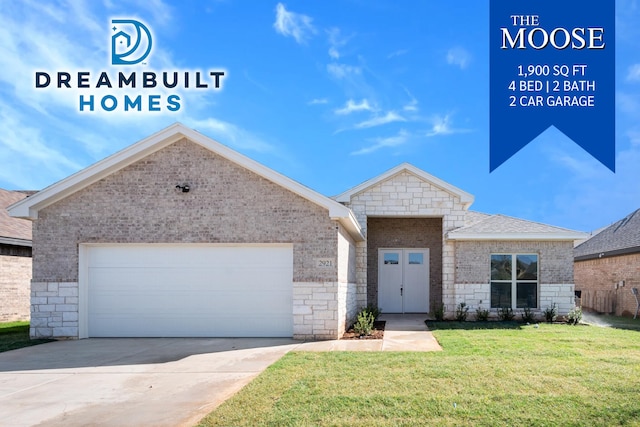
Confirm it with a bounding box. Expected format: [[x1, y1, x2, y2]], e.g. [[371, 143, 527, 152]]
[[384, 253, 399, 265], [491, 282, 511, 308], [491, 255, 512, 280], [517, 282, 537, 308], [516, 255, 538, 280]]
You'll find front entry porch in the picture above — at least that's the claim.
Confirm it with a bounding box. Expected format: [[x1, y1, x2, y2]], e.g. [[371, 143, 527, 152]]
[[366, 217, 443, 313]]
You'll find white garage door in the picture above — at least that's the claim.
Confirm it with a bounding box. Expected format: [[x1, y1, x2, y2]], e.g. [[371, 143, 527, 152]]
[[83, 244, 293, 337]]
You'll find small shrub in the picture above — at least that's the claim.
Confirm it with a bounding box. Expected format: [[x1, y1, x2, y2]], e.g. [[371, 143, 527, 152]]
[[566, 306, 583, 325], [455, 302, 469, 322], [353, 309, 375, 336], [433, 304, 445, 321], [476, 307, 490, 322], [521, 306, 536, 323], [364, 304, 382, 320], [498, 307, 515, 321], [543, 304, 558, 323]]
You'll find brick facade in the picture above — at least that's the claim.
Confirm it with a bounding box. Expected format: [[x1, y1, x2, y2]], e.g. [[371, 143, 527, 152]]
[[454, 240, 575, 317], [31, 139, 349, 339], [0, 253, 31, 322], [575, 254, 640, 317], [23, 127, 580, 339]]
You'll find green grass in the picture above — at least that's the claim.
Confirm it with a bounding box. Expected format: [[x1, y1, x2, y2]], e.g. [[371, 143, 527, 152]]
[[582, 312, 640, 331], [198, 323, 640, 426], [0, 321, 53, 353]]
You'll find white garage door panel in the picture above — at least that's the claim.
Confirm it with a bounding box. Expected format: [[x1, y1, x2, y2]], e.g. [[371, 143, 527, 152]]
[[85, 245, 293, 337]]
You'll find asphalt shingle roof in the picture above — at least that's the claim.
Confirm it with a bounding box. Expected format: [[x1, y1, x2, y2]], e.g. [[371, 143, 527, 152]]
[[450, 213, 583, 236], [0, 189, 32, 241], [574, 208, 640, 259], [464, 210, 492, 227]]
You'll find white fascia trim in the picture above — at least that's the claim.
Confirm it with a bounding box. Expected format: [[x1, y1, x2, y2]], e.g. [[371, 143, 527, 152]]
[[8, 123, 187, 219], [7, 123, 365, 241], [332, 209, 365, 242], [175, 126, 364, 241], [447, 232, 590, 241], [78, 244, 89, 339], [334, 162, 474, 208], [0, 237, 32, 247]]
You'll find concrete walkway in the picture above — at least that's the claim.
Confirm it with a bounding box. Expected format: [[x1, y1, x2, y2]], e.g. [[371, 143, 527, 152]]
[[0, 338, 300, 427], [0, 317, 441, 426], [296, 313, 442, 352]]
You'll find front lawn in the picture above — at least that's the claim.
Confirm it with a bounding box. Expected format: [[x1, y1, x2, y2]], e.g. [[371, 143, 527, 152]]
[[0, 321, 53, 353], [582, 312, 640, 331], [198, 323, 640, 426]]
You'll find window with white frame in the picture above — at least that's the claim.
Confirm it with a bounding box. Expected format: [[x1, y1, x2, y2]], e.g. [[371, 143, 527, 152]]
[[490, 254, 538, 309]]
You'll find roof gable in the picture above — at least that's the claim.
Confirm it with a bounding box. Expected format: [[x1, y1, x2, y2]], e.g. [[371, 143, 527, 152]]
[[8, 123, 363, 241], [574, 208, 640, 259], [0, 189, 32, 245], [447, 213, 587, 241], [334, 163, 474, 208]]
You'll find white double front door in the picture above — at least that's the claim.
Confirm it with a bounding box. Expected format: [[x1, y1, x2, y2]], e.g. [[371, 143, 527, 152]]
[[378, 248, 430, 313]]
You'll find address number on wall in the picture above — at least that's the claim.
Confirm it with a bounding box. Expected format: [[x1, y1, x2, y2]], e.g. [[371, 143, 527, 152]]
[[315, 258, 335, 268]]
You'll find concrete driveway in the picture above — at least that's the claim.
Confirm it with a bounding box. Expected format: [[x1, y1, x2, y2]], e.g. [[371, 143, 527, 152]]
[[0, 338, 299, 427]]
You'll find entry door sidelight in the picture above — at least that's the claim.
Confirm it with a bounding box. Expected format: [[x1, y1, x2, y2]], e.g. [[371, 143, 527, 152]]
[[378, 249, 430, 313]]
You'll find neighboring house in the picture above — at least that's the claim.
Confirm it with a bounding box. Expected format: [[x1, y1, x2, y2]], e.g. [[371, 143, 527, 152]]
[[9, 123, 586, 340], [0, 189, 33, 322], [574, 209, 640, 316]]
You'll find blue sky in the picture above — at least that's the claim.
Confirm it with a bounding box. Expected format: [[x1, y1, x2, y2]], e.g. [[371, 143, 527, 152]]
[[1, 0, 639, 232]]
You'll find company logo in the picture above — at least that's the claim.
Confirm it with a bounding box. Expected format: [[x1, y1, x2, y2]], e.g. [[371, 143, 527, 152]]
[[111, 19, 152, 65], [34, 18, 225, 114]]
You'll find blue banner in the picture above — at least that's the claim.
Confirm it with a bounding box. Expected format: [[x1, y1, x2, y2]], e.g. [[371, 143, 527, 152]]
[[490, 0, 615, 172]]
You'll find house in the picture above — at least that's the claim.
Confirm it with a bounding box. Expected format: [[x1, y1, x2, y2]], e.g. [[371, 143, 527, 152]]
[[574, 209, 640, 316], [8, 123, 586, 340], [0, 189, 33, 322]]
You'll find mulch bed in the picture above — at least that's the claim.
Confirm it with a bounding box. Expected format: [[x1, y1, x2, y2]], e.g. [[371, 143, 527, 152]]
[[341, 320, 385, 340]]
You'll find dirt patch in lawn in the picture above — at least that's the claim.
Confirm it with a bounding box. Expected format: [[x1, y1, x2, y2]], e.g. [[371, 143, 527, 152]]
[[341, 321, 385, 340]]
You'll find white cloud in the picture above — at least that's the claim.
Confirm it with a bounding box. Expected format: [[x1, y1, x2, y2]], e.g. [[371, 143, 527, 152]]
[[425, 114, 471, 136], [351, 129, 410, 155], [628, 129, 640, 146], [402, 88, 418, 112], [327, 63, 362, 79], [334, 99, 373, 115], [446, 47, 471, 69], [355, 111, 405, 129], [0, 106, 83, 189], [243, 70, 271, 93], [185, 117, 276, 153], [327, 27, 349, 60], [538, 132, 640, 230], [617, 91, 640, 115], [404, 100, 418, 112], [132, 0, 173, 27], [308, 98, 329, 105], [273, 3, 316, 44], [627, 64, 640, 81], [387, 49, 408, 59]]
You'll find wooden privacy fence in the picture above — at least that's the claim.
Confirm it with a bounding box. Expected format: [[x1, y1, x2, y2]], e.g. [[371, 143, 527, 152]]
[[580, 289, 616, 314]]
